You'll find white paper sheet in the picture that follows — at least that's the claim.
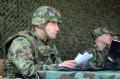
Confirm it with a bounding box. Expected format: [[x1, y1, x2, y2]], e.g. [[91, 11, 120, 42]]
[[74, 52, 93, 65]]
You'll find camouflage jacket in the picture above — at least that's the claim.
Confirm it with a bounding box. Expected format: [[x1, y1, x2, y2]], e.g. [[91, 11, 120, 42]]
[[84, 44, 120, 69], [4, 28, 62, 78], [84, 44, 109, 69]]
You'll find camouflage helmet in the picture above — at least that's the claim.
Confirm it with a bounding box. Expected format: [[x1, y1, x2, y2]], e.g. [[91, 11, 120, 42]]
[[91, 27, 113, 38], [32, 6, 62, 26]]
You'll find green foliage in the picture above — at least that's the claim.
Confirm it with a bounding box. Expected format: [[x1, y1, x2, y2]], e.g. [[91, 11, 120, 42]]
[[0, 0, 120, 60]]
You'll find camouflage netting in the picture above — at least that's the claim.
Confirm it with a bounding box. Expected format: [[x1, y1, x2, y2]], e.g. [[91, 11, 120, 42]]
[[0, 0, 120, 60]]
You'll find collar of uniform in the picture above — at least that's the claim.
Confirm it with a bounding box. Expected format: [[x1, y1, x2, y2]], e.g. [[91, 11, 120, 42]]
[[93, 44, 109, 55], [93, 44, 102, 52]]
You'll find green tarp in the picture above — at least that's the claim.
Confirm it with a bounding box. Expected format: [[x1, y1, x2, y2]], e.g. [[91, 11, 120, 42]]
[[37, 71, 120, 79]]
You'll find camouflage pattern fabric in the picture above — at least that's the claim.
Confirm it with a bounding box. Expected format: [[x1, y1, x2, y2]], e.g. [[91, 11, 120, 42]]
[[32, 6, 62, 26], [4, 28, 62, 78], [91, 27, 117, 39], [83, 45, 109, 69], [83, 44, 120, 69], [37, 71, 120, 79]]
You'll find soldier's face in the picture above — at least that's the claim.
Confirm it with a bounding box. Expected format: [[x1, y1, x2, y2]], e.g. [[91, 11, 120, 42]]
[[97, 34, 112, 45], [45, 21, 60, 39]]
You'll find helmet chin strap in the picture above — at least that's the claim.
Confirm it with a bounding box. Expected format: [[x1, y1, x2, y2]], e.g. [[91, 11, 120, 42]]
[[43, 24, 51, 41]]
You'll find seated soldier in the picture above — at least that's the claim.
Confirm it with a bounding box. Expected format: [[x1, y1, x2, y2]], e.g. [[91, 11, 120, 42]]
[[4, 6, 77, 78], [83, 27, 120, 69]]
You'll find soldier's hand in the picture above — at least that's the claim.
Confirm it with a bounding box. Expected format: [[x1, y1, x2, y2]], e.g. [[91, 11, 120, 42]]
[[58, 60, 77, 68]]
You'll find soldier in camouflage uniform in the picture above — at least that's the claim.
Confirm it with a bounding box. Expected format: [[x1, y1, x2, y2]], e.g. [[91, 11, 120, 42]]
[[4, 6, 77, 79], [83, 27, 120, 69]]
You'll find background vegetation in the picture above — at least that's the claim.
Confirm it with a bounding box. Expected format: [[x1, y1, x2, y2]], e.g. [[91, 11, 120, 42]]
[[0, 0, 120, 60]]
